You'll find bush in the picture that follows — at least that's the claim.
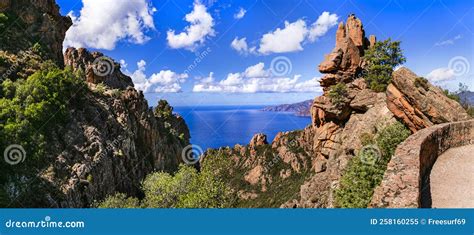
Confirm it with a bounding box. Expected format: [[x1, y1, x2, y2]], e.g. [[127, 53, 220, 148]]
[[93, 83, 108, 95], [443, 89, 460, 103], [0, 67, 86, 207], [362, 39, 406, 92], [96, 193, 140, 208], [98, 163, 236, 208], [154, 99, 173, 118], [328, 83, 348, 106], [0, 13, 7, 29], [334, 122, 410, 208], [414, 77, 429, 90]]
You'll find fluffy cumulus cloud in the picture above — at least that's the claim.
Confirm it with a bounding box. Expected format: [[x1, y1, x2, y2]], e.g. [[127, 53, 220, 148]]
[[426, 68, 456, 82], [231, 12, 338, 55], [234, 7, 247, 19], [307, 11, 339, 42], [64, 0, 156, 50], [167, 2, 215, 51], [124, 60, 188, 93], [192, 62, 321, 93], [258, 19, 308, 54], [230, 37, 256, 55]]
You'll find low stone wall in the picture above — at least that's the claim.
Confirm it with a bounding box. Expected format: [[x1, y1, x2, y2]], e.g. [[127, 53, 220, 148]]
[[369, 120, 474, 208]]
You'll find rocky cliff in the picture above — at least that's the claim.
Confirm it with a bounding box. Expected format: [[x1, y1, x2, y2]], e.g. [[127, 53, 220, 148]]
[[0, 0, 189, 208], [0, 0, 71, 66], [201, 14, 470, 208]]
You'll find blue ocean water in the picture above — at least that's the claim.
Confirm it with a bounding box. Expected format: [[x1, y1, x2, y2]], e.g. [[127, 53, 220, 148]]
[[173, 106, 311, 151]]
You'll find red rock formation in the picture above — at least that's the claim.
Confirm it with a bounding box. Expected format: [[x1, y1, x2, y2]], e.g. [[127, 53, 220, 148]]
[[64, 47, 134, 89], [386, 68, 470, 132]]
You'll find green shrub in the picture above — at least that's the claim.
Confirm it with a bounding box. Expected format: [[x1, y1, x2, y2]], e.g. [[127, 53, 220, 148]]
[[94, 83, 108, 94], [0, 67, 86, 206], [334, 122, 410, 208], [98, 163, 236, 208], [328, 83, 348, 106], [362, 39, 406, 92], [154, 99, 173, 118], [443, 89, 460, 103], [96, 193, 140, 208], [414, 77, 429, 90], [467, 107, 474, 118], [0, 13, 7, 29]]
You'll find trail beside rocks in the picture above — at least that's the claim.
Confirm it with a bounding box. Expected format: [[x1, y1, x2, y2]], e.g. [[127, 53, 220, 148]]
[[430, 145, 474, 208]]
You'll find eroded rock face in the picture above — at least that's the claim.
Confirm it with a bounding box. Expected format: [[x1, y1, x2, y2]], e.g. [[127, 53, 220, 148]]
[[386, 68, 470, 132], [0, 0, 72, 66], [64, 48, 134, 90], [0, 0, 191, 208], [47, 86, 190, 207]]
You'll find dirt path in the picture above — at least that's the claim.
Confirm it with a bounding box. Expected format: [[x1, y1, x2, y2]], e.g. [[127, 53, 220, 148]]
[[430, 145, 474, 208]]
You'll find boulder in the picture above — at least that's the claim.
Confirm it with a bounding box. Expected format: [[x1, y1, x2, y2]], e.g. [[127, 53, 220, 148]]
[[249, 133, 268, 148], [386, 68, 470, 132], [64, 47, 134, 90]]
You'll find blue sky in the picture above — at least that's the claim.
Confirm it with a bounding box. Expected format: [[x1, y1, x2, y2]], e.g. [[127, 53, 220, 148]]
[[56, 0, 473, 106]]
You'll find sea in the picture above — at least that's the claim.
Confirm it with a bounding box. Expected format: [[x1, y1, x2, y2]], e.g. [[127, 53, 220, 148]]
[[173, 106, 311, 151]]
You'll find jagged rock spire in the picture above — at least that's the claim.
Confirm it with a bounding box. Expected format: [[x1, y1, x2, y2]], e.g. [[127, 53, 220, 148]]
[[318, 14, 376, 89]]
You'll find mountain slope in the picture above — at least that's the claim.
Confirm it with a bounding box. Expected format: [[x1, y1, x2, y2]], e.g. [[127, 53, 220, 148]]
[[0, 0, 190, 208]]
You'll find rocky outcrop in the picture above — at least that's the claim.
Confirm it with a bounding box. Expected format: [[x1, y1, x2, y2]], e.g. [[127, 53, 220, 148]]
[[45, 84, 190, 207], [318, 14, 375, 88], [0, 0, 72, 66], [0, 0, 190, 208], [64, 48, 134, 89], [201, 13, 470, 209], [370, 120, 474, 208], [386, 68, 469, 132]]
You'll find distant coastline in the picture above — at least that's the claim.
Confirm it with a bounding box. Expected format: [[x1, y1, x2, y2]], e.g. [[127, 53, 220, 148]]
[[173, 105, 310, 150], [262, 100, 312, 117]]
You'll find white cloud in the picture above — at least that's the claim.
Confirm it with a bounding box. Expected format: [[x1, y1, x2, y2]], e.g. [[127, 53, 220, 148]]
[[64, 0, 155, 50], [308, 11, 339, 42], [230, 37, 256, 55], [192, 62, 321, 93], [123, 60, 188, 93], [426, 68, 456, 82], [435, 34, 462, 47], [234, 7, 246, 19], [233, 12, 338, 55], [167, 2, 215, 51], [258, 19, 308, 54]]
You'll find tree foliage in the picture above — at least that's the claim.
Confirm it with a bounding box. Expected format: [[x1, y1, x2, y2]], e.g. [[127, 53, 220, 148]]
[[328, 83, 348, 106], [362, 39, 406, 92], [98, 160, 236, 208], [334, 122, 410, 208], [0, 67, 86, 207]]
